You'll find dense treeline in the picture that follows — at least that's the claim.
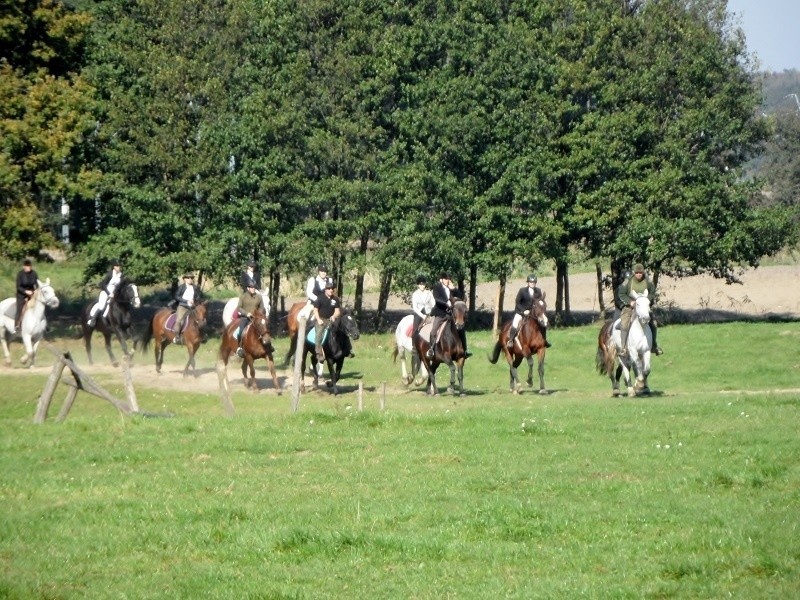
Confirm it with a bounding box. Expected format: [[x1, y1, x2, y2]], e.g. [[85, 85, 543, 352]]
[[2, 0, 797, 325]]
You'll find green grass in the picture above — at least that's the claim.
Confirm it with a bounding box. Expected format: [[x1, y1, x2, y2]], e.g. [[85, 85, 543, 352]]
[[0, 321, 799, 598]]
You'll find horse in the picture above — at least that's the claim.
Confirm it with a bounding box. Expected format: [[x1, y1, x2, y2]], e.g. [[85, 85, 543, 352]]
[[391, 314, 428, 386], [222, 291, 271, 328], [139, 301, 208, 377], [80, 282, 141, 366], [488, 295, 549, 394], [219, 308, 280, 392], [596, 293, 653, 397], [413, 300, 468, 396], [300, 308, 360, 395], [0, 280, 60, 367]]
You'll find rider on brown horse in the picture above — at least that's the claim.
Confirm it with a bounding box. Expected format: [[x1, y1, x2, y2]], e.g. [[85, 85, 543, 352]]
[[427, 272, 470, 360], [236, 283, 265, 358], [172, 273, 203, 344], [508, 274, 551, 349]]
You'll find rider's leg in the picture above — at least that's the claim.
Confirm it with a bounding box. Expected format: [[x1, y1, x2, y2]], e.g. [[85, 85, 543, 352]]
[[427, 316, 442, 358], [507, 313, 522, 348], [315, 319, 327, 361], [459, 329, 471, 358], [236, 318, 248, 357], [650, 321, 663, 355], [14, 296, 25, 332], [542, 326, 552, 348], [173, 306, 187, 343], [619, 308, 632, 357], [87, 291, 108, 326]]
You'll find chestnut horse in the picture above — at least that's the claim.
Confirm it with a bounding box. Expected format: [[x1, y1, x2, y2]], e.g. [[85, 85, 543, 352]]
[[139, 302, 207, 376], [219, 309, 280, 391], [488, 296, 549, 394], [413, 300, 468, 396], [80, 282, 141, 366]]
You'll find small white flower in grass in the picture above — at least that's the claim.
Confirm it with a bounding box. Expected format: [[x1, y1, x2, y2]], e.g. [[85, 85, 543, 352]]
[[656, 444, 661, 449], [309, 420, 314, 426], [664, 444, 670, 449]]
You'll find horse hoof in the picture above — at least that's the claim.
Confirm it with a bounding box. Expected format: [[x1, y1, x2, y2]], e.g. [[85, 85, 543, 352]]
[[612, 389, 621, 397], [20, 355, 29, 365], [112, 362, 119, 368]]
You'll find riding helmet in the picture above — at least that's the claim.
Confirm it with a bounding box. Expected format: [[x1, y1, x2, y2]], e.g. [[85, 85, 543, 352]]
[[324, 280, 335, 289], [23, 258, 32, 266], [110, 258, 121, 267], [246, 260, 256, 268], [527, 274, 537, 283], [318, 263, 328, 272], [633, 263, 645, 274], [183, 273, 194, 280], [416, 275, 427, 285], [439, 271, 451, 280]]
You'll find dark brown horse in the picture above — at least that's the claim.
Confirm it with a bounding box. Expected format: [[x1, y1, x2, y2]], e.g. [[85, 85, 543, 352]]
[[139, 302, 207, 376], [219, 308, 280, 391], [413, 300, 468, 396], [300, 308, 360, 395], [488, 296, 548, 394], [80, 282, 140, 366]]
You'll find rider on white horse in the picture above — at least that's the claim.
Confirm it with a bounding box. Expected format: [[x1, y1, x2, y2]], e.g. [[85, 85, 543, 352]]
[[14, 258, 39, 333], [617, 263, 663, 357], [87, 258, 129, 327], [411, 275, 434, 332]]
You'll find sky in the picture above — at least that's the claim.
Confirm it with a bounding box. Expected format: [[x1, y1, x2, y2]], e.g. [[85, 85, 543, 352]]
[[726, 0, 800, 72]]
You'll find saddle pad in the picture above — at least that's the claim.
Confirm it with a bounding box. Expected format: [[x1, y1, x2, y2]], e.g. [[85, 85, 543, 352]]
[[165, 312, 178, 331], [306, 327, 328, 345], [418, 321, 446, 343], [2, 305, 14, 320], [404, 321, 414, 338]]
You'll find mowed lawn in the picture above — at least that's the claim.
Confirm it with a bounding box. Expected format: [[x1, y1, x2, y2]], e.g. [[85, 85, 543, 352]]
[[0, 321, 798, 598]]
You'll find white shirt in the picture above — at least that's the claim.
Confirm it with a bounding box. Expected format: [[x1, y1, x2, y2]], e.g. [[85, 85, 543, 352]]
[[411, 288, 434, 319], [107, 271, 122, 295], [306, 275, 329, 302], [181, 285, 196, 306]]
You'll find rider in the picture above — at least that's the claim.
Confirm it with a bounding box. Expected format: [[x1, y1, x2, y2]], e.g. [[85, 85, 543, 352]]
[[411, 275, 434, 333], [235, 281, 265, 358], [507, 274, 552, 349], [313, 280, 341, 362], [616, 263, 663, 357], [172, 273, 202, 344], [14, 258, 39, 333], [241, 260, 260, 291], [426, 272, 471, 359], [87, 259, 128, 327]]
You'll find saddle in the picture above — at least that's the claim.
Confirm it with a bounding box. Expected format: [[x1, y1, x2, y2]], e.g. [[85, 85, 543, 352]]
[[418, 320, 448, 345], [165, 312, 188, 333]]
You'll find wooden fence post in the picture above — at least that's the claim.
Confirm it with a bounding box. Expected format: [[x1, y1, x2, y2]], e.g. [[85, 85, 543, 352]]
[[216, 360, 235, 416], [34, 359, 66, 423], [291, 316, 307, 413]]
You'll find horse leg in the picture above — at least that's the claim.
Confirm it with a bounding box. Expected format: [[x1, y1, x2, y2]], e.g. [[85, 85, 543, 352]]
[[155, 341, 165, 374], [327, 359, 338, 395], [184, 345, 196, 378], [446, 361, 456, 395], [537, 350, 547, 395], [284, 335, 297, 367], [611, 363, 622, 397], [400, 349, 410, 385], [20, 333, 33, 367], [427, 366, 438, 396], [526, 355, 534, 388], [83, 328, 94, 365], [104, 332, 118, 367], [1, 331, 11, 366], [266, 353, 280, 392]]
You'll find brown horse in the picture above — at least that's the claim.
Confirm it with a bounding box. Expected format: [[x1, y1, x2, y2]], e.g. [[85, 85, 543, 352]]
[[139, 302, 207, 376], [283, 300, 307, 366], [488, 296, 548, 394], [219, 309, 280, 392], [413, 300, 468, 396]]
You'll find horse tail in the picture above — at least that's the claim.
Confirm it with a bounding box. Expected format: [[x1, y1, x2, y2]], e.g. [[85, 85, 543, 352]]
[[596, 321, 614, 376], [140, 315, 155, 351], [488, 340, 502, 364]]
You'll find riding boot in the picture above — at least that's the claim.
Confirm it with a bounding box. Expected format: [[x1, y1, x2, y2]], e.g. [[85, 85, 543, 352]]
[[426, 334, 435, 359], [542, 327, 552, 348], [650, 322, 663, 355], [173, 331, 181, 345], [506, 326, 517, 349], [87, 306, 98, 327], [459, 329, 471, 358], [619, 327, 630, 357]]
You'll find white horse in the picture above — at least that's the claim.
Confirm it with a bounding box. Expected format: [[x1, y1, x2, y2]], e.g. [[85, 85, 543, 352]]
[[600, 292, 652, 397], [391, 314, 428, 386], [222, 291, 271, 328], [0, 279, 60, 367]]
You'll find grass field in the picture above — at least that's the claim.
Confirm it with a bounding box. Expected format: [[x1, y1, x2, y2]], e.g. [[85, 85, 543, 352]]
[[1, 321, 799, 598]]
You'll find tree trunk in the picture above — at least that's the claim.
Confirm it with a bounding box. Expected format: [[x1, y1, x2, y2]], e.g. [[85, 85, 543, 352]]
[[468, 264, 478, 315], [554, 259, 570, 324], [269, 268, 280, 327], [353, 233, 368, 319], [493, 273, 506, 338], [595, 262, 606, 315], [376, 269, 393, 332]]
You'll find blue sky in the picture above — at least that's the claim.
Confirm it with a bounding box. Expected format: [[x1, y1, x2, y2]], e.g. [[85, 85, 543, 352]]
[[726, 0, 800, 71]]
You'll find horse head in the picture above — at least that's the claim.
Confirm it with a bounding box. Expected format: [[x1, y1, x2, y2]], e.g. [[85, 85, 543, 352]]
[[128, 283, 141, 308], [633, 294, 651, 325], [250, 308, 271, 345], [193, 301, 208, 328], [532, 296, 548, 329], [339, 308, 360, 340], [451, 300, 468, 330], [36, 279, 60, 309]]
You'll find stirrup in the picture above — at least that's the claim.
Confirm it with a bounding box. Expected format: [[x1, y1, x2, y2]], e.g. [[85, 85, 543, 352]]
[[506, 339, 514, 348], [236, 347, 244, 358], [426, 348, 434, 358]]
